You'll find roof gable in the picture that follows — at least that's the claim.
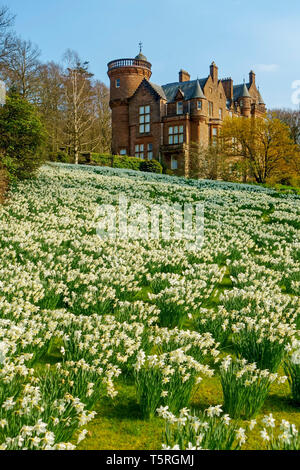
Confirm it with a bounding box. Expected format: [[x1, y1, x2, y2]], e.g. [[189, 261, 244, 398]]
[[129, 78, 167, 101]]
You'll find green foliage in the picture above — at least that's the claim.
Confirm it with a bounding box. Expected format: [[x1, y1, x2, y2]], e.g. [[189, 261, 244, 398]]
[[140, 160, 163, 174], [91, 153, 142, 171], [48, 150, 71, 163], [0, 92, 46, 180], [89, 153, 162, 173]]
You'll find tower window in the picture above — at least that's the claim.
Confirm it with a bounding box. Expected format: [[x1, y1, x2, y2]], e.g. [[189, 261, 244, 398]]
[[177, 101, 183, 115], [115, 79, 120, 88], [139, 106, 150, 133], [168, 126, 184, 145], [197, 101, 202, 110], [135, 144, 144, 159]]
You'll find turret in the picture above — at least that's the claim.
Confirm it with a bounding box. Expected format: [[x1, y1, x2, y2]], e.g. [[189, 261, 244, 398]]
[[190, 79, 206, 116], [240, 82, 251, 117], [107, 47, 152, 155]]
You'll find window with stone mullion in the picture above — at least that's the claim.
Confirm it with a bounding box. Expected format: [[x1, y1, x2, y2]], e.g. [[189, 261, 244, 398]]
[[168, 125, 184, 145], [139, 106, 150, 134]]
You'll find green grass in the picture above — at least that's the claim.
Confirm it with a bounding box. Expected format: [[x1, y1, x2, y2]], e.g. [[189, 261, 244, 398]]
[[68, 371, 300, 451]]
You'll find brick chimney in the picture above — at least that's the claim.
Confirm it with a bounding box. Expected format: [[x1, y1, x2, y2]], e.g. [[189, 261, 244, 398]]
[[249, 70, 256, 86], [221, 78, 233, 100], [179, 69, 190, 82], [210, 62, 218, 82]]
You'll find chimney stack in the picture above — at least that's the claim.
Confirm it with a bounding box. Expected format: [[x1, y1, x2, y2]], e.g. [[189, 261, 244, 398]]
[[210, 62, 218, 82], [249, 70, 256, 86], [221, 78, 233, 101], [179, 69, 190, 82]]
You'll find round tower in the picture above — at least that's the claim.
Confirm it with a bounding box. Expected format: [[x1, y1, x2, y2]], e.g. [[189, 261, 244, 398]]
[[107, 48, 152, 155]]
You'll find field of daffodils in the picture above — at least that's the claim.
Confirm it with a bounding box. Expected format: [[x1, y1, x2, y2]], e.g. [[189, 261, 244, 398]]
[[0, 163, 299, 450]]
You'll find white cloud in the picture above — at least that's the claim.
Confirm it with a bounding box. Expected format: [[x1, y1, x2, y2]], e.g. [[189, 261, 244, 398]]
[[255, 64, 279, 72]]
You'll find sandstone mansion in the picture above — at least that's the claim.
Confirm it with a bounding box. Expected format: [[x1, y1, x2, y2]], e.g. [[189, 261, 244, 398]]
[[107, 48, 266, 176]]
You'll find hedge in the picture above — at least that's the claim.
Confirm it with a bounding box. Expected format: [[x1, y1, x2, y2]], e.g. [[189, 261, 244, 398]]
[[87, 153, 163, 174]]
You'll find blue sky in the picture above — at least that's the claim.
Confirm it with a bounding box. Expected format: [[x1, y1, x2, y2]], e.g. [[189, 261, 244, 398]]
[[6, 0, 300, 108]]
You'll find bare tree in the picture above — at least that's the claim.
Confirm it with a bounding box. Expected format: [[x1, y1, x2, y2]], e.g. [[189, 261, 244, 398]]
[[37, 61, 65, 153], [1, 37, 41, 100], [62, 50, 97, 164], [90, 80, 111, 153], [0, 5, 15, 63]]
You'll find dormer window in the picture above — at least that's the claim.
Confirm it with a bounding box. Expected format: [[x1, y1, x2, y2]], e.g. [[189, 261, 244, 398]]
[[115, 79, 120, 88], [177, 101, 183, 115], [139, 105, 150, 133]]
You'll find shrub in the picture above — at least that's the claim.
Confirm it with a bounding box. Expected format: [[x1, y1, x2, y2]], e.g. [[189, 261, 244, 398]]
[[48, 150, 71, 163], [91, 153, 142, 171], [140, 160, 163, 174], [0, 92, 46, 180], [90, 153, 163, 173]]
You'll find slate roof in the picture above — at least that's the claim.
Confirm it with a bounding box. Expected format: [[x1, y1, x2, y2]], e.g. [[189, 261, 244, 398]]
[[233, 83, 251, 101], [162, 78, 208, 103], [233, 82, 265, 104], [191, 79, 206, 99], [257, 88, 265, 104], [149, 82, 167, 100]]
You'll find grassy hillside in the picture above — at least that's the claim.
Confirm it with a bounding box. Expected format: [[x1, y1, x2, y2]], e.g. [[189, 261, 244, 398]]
[[0, 163, 299, 450]]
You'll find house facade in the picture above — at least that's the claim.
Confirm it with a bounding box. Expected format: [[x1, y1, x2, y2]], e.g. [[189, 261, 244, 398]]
[[107, 50, 266, 176]]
